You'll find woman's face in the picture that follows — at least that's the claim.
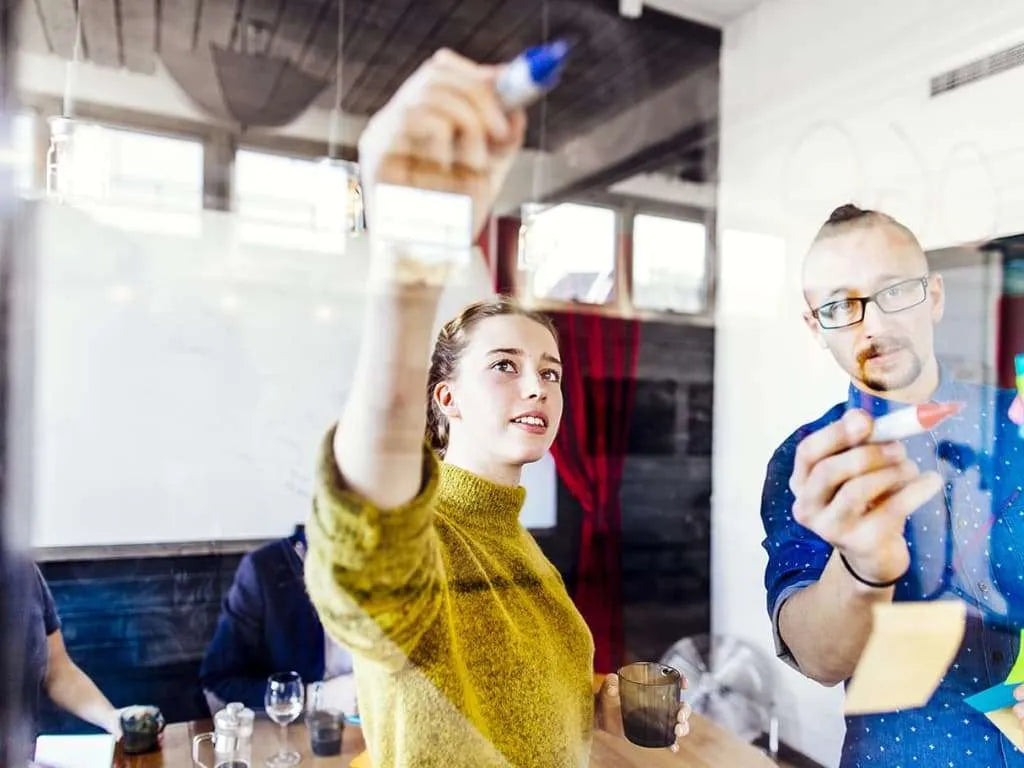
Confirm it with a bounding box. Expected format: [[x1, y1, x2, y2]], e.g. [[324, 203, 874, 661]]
[[439, 314, 563, 469]]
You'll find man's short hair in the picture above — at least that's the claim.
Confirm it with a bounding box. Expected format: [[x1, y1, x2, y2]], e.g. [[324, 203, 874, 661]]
[[813, 203, 921, 249], [824, 203, 873, 226]]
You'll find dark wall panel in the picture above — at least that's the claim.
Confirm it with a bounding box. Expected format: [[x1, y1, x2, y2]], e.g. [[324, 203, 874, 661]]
[[38, 553, 243, 732]]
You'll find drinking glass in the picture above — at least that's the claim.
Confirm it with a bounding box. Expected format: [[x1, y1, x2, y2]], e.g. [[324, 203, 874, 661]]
[[264, 672, 304, 767], [617, 662, 682, 748]]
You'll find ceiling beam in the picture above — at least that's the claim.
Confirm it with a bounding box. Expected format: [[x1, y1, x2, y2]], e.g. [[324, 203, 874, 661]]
[[121, 0, 157, 73], [336, 0, 415, 108], [267, 0, 319, 63], [297, 0, 341, 79], [543, 119, 716, 202], [18, 1, 53, 54], [35, 0, 77, 58], [240, 0, 282, 52], [158, 0, 200, 52], [345, 0, 462, 115], [544, 55, 718, 196], [79, 0, 120, 67], [195, 0, 237, 49]]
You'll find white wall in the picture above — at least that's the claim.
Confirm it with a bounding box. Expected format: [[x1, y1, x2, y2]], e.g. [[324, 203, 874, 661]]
[[715, 1, 1024, 764]]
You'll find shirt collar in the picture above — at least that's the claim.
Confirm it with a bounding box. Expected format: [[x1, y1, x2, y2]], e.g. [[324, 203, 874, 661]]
[[845, 363, 961, 418]]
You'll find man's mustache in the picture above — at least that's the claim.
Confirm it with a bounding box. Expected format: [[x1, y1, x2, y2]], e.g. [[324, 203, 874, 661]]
[[857, 338, 911, 365]]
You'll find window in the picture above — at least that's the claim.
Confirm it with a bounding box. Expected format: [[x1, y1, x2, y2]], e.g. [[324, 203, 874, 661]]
[[632, 214, 707, 314], [519, 203, 616, 305], [12, 111, 36, 192], [234, 150, 359, 252], [67, 123, 203, 210], [55, 122, 203, 236], [513, 203, 713, 320]]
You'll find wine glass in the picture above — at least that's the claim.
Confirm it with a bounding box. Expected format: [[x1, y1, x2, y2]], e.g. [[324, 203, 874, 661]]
[[265, 671, 304, 767]]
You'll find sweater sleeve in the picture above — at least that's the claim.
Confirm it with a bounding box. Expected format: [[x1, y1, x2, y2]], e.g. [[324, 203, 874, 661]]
[[304, 426, 444, 670]]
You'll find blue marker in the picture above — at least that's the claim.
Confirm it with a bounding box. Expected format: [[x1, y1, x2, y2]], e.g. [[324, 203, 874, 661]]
[[495, 40, 571, 110]]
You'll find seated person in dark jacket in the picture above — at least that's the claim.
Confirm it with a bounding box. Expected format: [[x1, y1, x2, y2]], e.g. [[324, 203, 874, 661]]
[[200, 525, 355, 714]]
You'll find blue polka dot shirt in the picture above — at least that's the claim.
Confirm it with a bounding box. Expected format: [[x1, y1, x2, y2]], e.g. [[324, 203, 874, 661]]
[[761, 373, 1024, 767]]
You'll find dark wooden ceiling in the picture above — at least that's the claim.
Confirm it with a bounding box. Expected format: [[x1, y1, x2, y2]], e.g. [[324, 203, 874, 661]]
[[21, 0, 719, 148]]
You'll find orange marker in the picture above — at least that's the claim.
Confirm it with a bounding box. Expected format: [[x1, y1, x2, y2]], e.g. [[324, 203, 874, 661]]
[[867, 401, 964, 443]]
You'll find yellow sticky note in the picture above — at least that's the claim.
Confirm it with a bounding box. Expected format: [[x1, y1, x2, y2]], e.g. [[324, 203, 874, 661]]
[[845, 600, 966, 715], [985, 707, 1024, 750], [350, 750, 372, 768], [1005, 629, 1024, 685]]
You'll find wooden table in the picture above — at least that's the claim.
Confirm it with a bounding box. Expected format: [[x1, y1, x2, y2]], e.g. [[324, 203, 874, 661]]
[[115, 713, 775, 768], [590, 712, 776, 768], [114, 718, 366, 768]]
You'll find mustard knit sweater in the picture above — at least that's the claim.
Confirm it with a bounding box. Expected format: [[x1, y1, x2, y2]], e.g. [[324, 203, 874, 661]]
[[304, 430, 595, 768]]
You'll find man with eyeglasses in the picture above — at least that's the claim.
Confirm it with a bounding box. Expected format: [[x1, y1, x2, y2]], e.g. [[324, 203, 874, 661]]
[[760, 203, 1024, 766]]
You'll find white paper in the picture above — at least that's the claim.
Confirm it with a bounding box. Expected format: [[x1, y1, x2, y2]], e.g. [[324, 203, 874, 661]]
[[34, 734, 115, 768]]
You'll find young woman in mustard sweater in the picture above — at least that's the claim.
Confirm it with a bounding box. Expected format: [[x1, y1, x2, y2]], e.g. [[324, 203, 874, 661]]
[[303, 48, 691, 767]]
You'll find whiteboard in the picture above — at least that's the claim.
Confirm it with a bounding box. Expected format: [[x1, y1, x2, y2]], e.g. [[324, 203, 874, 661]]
[[29, 201, 556, 548]]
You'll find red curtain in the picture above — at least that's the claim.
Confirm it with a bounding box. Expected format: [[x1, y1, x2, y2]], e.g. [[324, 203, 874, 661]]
[[548, 310, 640, 673], [996, 294, 1024, 389], [493, 217, 521, 294]]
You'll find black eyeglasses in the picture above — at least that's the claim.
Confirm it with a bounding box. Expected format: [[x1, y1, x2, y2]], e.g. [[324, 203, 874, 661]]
[[811, 276, 929, 330]]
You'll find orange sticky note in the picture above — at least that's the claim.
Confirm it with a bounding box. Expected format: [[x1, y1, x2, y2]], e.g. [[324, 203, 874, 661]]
[[350, 750, 372, 768], [984, 707, 1024, 751], [845, 601, 966, 715]]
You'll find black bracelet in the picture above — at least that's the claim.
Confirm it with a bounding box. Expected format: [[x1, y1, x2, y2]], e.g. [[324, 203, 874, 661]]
[[839, 553, 905, 588]]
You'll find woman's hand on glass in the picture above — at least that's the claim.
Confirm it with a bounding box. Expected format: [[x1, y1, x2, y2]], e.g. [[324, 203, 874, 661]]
[[595, 673, 692, 753]]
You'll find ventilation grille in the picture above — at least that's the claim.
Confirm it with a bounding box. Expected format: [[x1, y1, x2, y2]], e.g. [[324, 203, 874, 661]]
[[931, 41, 1024, 96]]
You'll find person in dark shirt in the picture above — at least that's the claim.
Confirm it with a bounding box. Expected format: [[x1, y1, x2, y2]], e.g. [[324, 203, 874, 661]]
[[200, 525, 355, 714], [24, 562, 122, 740], [761, 203, 1024, 766]]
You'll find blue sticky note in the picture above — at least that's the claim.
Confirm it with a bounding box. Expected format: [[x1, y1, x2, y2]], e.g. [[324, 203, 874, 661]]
[[344, 714, 362, 726], [964, 683, 1020, 713]]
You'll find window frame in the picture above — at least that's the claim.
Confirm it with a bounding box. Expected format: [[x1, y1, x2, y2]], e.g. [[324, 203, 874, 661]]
[[233, 146, 327, 228], [512, 191, 716, 326], [515, 199, 623, 310], [35, 116, 206, 210]]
